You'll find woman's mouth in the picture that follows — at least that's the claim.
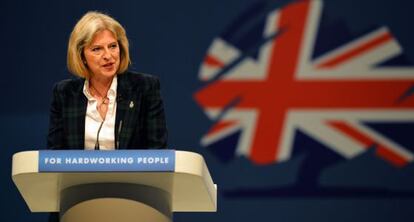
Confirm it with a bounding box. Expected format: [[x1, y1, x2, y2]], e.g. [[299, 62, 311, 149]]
[[102, 63, 114, 70]]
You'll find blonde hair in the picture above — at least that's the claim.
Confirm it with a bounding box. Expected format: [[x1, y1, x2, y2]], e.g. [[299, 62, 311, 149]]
[[67, 11, 130, 78]]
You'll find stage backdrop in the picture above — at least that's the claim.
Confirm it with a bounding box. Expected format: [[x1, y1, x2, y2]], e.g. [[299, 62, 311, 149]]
[[2, 0, 414, 221]]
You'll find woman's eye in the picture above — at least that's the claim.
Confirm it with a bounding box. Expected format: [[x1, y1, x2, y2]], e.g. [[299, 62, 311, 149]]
[[92, 47, 100, 52], [110, 44, 118, 49]]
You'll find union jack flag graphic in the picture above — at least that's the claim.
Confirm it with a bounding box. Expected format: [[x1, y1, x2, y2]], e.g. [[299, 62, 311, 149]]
[[194, 0, 414, 167]]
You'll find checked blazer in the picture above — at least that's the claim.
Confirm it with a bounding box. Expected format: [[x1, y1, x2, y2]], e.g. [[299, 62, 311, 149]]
[[47, 71, 168, 150]]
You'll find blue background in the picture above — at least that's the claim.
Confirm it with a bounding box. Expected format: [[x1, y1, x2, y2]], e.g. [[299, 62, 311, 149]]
[[2, 0, 414, 221]]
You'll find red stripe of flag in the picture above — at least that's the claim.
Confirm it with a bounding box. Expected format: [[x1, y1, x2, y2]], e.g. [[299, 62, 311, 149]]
[[205, 55, 225, 68], [329, 120, 409, 167], [328, 120, 374, 147], [207, 120, 238, 136], [317, 32, 392, 68]]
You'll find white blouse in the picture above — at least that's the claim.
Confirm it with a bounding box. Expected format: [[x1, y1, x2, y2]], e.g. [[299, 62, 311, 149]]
[[83, 76, 117, 150]]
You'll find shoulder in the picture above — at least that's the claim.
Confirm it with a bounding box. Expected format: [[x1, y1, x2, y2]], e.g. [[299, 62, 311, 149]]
[[52, 77, 85, 95], [118, 71, 161, 91]]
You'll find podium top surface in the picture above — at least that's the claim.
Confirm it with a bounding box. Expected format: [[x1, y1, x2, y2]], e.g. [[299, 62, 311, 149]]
[[12, 150, 216, 212]]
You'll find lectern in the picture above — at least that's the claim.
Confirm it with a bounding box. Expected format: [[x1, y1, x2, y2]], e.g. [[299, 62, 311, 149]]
[[12, 150, 217, 222]]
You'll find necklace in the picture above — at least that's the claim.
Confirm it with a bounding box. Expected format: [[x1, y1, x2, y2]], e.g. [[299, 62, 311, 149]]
[[89, 83, 110, 118], [90, 84, 109, 101]]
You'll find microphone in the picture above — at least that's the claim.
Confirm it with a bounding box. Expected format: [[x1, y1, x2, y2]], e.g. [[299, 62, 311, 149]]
[[116, 120, 123, 149], [115, 92, 124, 149], [94, 121, 105, 150]]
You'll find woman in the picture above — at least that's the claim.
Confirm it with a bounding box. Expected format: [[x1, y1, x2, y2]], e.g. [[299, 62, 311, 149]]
[[47, 11, 168, 151]]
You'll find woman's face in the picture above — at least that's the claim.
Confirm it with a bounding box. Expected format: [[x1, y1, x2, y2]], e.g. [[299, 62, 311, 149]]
[[83, 29, 120, 80]]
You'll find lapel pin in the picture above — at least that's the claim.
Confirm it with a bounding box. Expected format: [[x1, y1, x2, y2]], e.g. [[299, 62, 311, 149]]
[[129, 101, 134, 108]]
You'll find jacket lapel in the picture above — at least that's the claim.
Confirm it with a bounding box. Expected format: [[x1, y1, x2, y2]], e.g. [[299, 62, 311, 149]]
[[115, 73, 142, 149], [65, 78, 87, 149]]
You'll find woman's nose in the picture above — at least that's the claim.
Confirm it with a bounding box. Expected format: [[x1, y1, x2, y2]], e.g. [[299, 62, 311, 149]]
[[102, 48, 111, 60]]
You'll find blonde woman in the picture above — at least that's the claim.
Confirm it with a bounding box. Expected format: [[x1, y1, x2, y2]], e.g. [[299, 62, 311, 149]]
[[47, 11, 168, 151]]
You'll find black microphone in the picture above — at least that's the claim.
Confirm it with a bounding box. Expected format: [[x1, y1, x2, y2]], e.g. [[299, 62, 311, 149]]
[[116, 120, 123, 149], [115, 92, 124, 149], [94, 121, 105, 150]]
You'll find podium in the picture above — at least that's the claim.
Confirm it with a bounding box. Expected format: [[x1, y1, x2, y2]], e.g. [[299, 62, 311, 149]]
[[12, 150, 217, 222]]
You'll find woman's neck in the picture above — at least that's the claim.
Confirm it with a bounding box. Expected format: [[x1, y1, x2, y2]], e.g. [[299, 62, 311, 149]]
[[89, 75, 114, 98]]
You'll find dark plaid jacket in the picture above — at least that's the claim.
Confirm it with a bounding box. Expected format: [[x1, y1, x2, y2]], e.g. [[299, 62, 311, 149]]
[[47, 71, 168, 150]]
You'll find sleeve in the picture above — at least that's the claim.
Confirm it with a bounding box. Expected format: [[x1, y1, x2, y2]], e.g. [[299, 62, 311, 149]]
[[47, 83, 64, 149], [143, 77, 168, 148]]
